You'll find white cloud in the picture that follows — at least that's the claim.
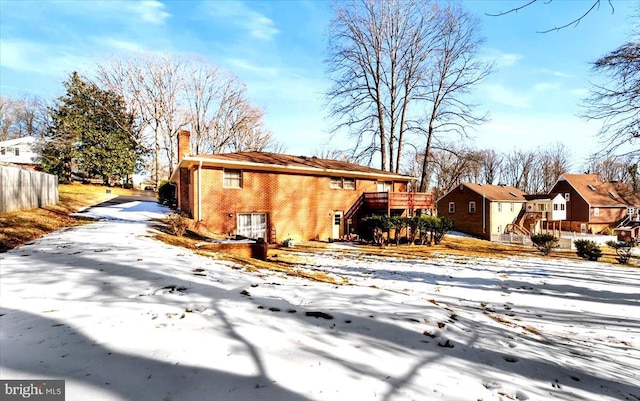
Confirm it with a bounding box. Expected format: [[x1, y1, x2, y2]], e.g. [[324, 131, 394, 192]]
[[570, 88, 589, 97], [483, 49, 523, 68], [226, 58, 279, 76], [97, 37, 146, 53], [205, 2, 279, 41], [0, 39, 92, 77], [481, 83, 529, 108], [130, 0, 171, 25], [533, 82, 561, 92]]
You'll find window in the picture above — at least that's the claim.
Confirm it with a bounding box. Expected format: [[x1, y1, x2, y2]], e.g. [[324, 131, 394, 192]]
[[565, 193, 570, 201], [497, 203, 502, 212], [594, 207, 600, 217], [14, 148, 19, 156], [537, 203, 548, 212], [223, 169, 242, 188], [343, 177, 356, 190], [0, 147, 4, 155], [331, 177, 356, 189], [468, 201, 476, 213], [510, 203, 514, 212], [237, 213, 266, 240], [448, 202, 455, 213], [553, 203, 559, 211], [588, 184, 596, 191]]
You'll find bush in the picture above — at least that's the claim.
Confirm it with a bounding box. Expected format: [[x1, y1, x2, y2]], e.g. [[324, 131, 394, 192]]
[[531, 233, 559, 255], [606, 240, 633, 264], [574, 239, 602, 261], [165, 212, 189, 237], [158, 180, 176, 208]]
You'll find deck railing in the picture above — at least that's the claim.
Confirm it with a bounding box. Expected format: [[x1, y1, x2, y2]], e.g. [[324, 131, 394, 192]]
[[362, 192, 433, 210]]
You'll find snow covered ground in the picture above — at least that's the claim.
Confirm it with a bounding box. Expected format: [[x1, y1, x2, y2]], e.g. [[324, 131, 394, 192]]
[[1, 199, 639, 401]]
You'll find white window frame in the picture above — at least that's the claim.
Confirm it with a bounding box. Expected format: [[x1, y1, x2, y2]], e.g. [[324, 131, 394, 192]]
[[510, 203, 514, 212], [593, 207, 600, 217], [223, 169, 242, 188], [237, 213, 267, 240], [497, 202, 502, 213], [448, 202, 455, 213], [565, 193, 570, 201], [330, 177, 342, 189], [343, 177, 356, 190], [468, 201, 476, 213]]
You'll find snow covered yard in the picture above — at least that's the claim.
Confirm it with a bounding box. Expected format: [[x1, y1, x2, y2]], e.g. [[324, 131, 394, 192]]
[[1, 200, 639, 401]]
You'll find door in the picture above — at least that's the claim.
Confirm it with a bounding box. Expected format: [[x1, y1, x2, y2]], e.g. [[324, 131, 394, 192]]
[[332, 211, 343, 239], [237, 213, 267, 240], [377, 181, 391, 192]]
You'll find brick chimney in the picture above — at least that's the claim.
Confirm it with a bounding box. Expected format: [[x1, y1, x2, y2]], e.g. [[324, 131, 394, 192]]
[[177, 129, 191, 163]]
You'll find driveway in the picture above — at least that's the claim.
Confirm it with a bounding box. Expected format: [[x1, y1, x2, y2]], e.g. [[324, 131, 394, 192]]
[[1, 199, 639, 401]]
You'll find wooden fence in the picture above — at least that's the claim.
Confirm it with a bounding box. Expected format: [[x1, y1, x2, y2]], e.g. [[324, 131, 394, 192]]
[[0, 166, 58, 213]]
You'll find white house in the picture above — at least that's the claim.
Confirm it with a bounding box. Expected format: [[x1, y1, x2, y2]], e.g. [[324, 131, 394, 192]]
[[522, 193, 567, 234], [0, 137, 41, 169]]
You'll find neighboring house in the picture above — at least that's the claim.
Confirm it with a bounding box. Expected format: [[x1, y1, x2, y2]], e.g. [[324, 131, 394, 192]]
[[169, 130, 433, 243], [521, 193, 567, 234], [437, 183, 527, 240], [0, 136, 40, 169], [549, 174, 640, 235]]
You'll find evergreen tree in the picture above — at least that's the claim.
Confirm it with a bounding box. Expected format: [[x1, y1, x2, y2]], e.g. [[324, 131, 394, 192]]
[[42, 72, 142, 184]]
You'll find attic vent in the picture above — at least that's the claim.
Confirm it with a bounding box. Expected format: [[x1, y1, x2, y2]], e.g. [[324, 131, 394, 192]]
[[509, 192, 518, 197], [587, 184, 596, 191], [609, 190, 617, 198]]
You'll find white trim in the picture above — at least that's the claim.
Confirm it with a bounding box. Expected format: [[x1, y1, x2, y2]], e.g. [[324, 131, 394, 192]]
[[171, 155, 412, 183]]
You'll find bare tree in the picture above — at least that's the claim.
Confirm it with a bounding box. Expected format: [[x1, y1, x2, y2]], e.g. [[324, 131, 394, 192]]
[[0, 94, 49, 140], [584, 154, 638, 190], [96, 54, 184, 188], [326, 0, 439, 172], [539, 143, 572, 192], [97, 54, 276, 186], [487, 1, 615, 33], [477, 148, 503, 185], [503, 149, 538, 192], [416, 4, 492, 191], [580, 31, 639, 159]]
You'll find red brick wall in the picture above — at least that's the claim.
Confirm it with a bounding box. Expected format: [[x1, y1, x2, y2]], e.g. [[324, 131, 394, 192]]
[[552, 181, 626, 232], [192, 167, 386, 242], [437, 186, 489, 240]]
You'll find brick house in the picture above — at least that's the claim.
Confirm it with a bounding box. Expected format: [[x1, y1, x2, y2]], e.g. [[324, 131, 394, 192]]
[[549, 174, 640, 235], [437, 183, 527, 240], [169, 130, 433, 243]]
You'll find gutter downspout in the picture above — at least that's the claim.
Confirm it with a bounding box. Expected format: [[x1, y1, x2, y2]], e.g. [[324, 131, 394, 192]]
[[482, 193, 486, 236], [198, 160, 202, 222]]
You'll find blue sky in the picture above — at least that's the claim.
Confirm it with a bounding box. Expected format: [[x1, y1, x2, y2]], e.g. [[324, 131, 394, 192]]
[[1, 0, 638, 171]]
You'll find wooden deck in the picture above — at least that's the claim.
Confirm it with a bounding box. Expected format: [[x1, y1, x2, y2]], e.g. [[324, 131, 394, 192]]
[[362, 192, 433, 210]]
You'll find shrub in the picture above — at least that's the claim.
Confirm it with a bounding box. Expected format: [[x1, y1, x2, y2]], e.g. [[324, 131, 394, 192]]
[[282, 238, 295, 247], [574, 239, 602, 261], [165, 212, 189, 237], [433, 216, 454, 245], [606, 240, 633, 264], [361, 215, 392, 245], [158, 180, 176, 208], [530, 233, 559, 255]]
